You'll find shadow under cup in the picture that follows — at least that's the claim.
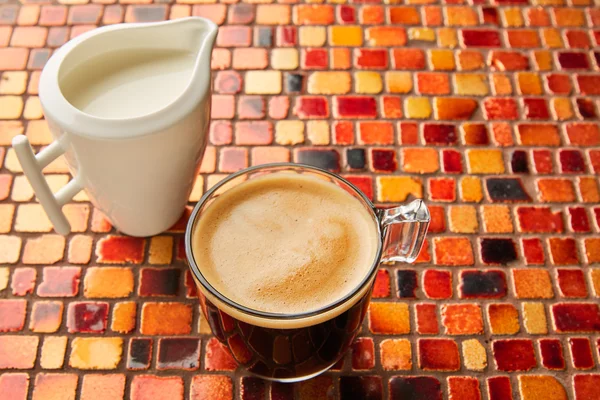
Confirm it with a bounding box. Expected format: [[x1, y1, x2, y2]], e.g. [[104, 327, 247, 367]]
[[184, 163, 385, 382]]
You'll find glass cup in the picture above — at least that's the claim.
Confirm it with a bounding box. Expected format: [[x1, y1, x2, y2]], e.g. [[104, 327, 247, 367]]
[[185, 163, 430, 382]]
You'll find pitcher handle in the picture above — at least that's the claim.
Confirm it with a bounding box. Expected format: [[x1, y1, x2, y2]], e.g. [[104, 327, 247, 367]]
[[379, 199, 430, 263], [12, 135, 83, 235]]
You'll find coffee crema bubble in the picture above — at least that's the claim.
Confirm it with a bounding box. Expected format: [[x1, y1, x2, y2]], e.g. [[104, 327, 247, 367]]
[[192, 172, 379, 316]]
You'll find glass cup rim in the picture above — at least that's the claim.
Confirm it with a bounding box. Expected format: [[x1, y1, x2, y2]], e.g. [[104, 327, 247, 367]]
[[185, 162, 384, 321]]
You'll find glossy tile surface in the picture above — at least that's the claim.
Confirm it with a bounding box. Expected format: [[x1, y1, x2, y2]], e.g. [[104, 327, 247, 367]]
[[1, 0, 600, 398]]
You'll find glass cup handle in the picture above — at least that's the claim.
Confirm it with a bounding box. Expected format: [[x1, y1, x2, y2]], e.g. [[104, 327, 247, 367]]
[[378, 199, 430, 263]]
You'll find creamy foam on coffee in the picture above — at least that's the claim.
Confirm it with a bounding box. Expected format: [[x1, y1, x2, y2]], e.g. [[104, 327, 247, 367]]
[[192, 172, 379, 314]]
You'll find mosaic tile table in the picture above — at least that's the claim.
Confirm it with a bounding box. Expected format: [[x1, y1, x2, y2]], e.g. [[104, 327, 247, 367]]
[[1, 0, 600, 399]]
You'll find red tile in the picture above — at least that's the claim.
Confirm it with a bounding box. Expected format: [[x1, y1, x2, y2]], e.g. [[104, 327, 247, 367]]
[[569, 207, 590, 232], [205, 338, 237, 371], [442, 150, 463, 173], [355, 48, 387, 69], [67, 302, 109, 333], [0, 300, 26, 332], [302, 48, 328, 69], [482, 7, 498, 24], [351, 337, 374, 370], [427, 206, 446, 233], [507, 30, 540, 48], [487, 377, 513, 400], [483, 98, 518, 120], [372, 269, 390, 298], [415, 303, 439, 335], [423, 270, 452, 299], [522, 238, 545, 265], [417, 72, 450, 95], [557, 268, 588, 298], [423, 124, 457, 145], [345, 176, 373, 200], [566, 123, 600, 146], [448, 377, 481, 400], [429, 178, 456, 202], [359, 121, 393, 145], [517, 207, 563, 233], [551, 303, 600, 332], [548, 237, 579, 265], [276, 26, 296, 47], [493, 339, 536, 371], [334, 96, 377, 118], [567, 30, 591, 49], [574, 374, 600, 400], [190, 375, 233, 400], [539, 339, 565, 370], [546, 74, 572, 94], [381, 96, 402, 118], [96, 236, 145, 264], [589, 150, 600, 173], [489, 51, 529, 71], [293, 96, 329, 119], [424, 6, 442, 26], [533, 150, 553, 173], [337, 5, 356, 24], [399, 122, 418, 145], [418, 339, 459, 371], [569, 338, 594, 369], [461, 30, 501, 47], [523, 98, 549, 119], [526, 8, 550, 26], [391, 48, 425, 70], [333, 121, 354, 145]]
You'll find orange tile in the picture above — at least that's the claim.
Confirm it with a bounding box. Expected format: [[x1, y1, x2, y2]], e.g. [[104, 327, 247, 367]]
[[513, 268, 554, 299], [69, 338, 123, 370], [416, 72, 450, 95], [434, 98, 477, 120], [294, 5, 334, 24], [433, 237, 474, 266], [329, 26, 362, 46], [441, 304, 483, 335], [488, 304, 520, 334], [402, 148, 439, 173], [111, 302, 136, 334], [140, 302, 192, 335], [366, 27, 406, 46], [368, 302, 410, 334], [380, 339, 412, 370]]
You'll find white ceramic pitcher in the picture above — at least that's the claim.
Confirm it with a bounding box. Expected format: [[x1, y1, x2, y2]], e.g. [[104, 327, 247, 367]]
[[12, 17, 218, 237]]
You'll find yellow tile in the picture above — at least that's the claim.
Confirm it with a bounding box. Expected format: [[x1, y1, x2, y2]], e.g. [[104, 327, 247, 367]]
[[256, 4, 290, 24], [429, 49, 455, 71], [23, 96, 42, 119], [69, 337, 123, 370], [299, 26, 326, 47], [355, 71, 382, 94], [271, 48, 298, 70], [449, 206, 478, 233], [111, 302, 136, 334], [377, 176, 422, 202], [462, 339, 487, 371], [380, 339, 412, 371], [517, 72, 543, 95], [329, 26, 363, 46], [467, 149, 505, 174], [275, 120, 304, 145], [84, 267, 134, 298], [409, 28, 435, 42], [245, 71, 282, 94], [522, 302, 548, 334], [0, 121, 23, 145], [0, 71, 27, 95], [0, 96, 23, 119], [385, 72, 412, 94], [15, 204, 52, 232], [405, 97, 431, 119], [502, 7, 523, 27], [454, 74, 488, 96], [40, 336, 67, 370], [534, 51, 552, 71], [0, 204, 15, 233], [148, 236, 173, 265], [307, 72, 351, 95], [460, 177, 483, 203], [26, 120, 52, 145], [542, 28, 563, 48], [518, 376, 567, 400], [533, 0, 563, 4], [0, 267, 8, 291], [438, 28, 457, 48], [551, 98, 574, 121], [306, 121, 329, 145], [482, 206, 513, 233], [189, 176, 204, 202], [492, 74, 513, 95], [0, 235, 22, 263]]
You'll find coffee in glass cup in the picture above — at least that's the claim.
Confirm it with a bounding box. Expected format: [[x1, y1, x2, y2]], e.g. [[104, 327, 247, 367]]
[[185, 163, 429, 382]]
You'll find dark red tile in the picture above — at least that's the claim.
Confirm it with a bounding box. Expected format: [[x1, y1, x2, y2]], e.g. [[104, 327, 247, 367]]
[[569, 207, 590, 232], [293, 96, 329, 119], [205, 338, 237, 371], [295, 149, 340, 172], [569, 338, 594, 370], [573, 374, 600, 400], [418, 339, 459, 371], [184, 270, 198, 299], [539, 339, 565, 370], [340, 376, 382, 400], [423, 270, 452, 299], [482, 7, 499, 24], [351, 337, 375, 370], [241, 377, 265, 400], [487, 377, 513, 400], [67, 302, 108, 333], [370, 149, 397, 172], [559, 149, 585, 173], [461, 29, 501, 47], [334, 96, 377, 118], [11, 268, 36, 296], [415, 303, 439, 335], [396, 270, 417, 298], [37, 267, 81, 297], [576, 98, 596, 119], [372, 269, 390, 298], [429, 178, 456, 202], [355, 48, 387, 69], [523, 98, 549, 119], [442, 150, 463, 174], [271, 382, 294, 400], [522, 238, 545, 265], [533, 150, 553, 173], [510, 150, 528, 173], [459, 270, 506, 299], [276, 26, 296, 47], [423, 124, 457, 145], [557, 268, 588, 298], [485, 178, 531, 202], [552, 303, 600, 332], [139, 268, 181, 297], [0, 300, 26, 332], [96, 236, 145, 264], [558, 52, 589, 69], [517, 207, 564, 233], [128, 338, 152, 370], [389, 377, 441, 400], [302, 48, 327, 69], [492, 339, 536, 371], [480, 238, 517, 265], [338, 5, 356, 24], [238, 96, 265, 120], [158, 338, 201, 370]]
